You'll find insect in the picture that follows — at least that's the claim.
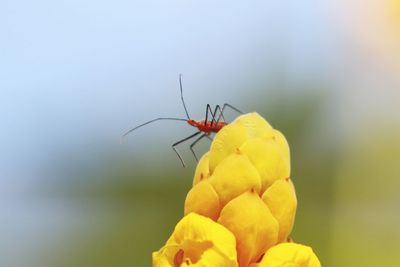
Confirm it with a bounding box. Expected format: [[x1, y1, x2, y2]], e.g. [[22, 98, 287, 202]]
[[122, 74, 243, 167]]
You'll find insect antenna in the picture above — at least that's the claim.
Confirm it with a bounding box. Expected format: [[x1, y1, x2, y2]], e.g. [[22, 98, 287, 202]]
[[179, 74, 191, 120], [121, 117, 187, 143]]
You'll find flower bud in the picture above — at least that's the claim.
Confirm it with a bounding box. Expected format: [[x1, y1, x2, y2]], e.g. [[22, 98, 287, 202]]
[[257, 243, 321, 267], [209, 153, 261, 206], [218, 191, 279, 267], [152, 213, 238, 267], [184, 180, 221, 221], [262, 178, 297, 242], [193, 152, 210, 186], [154, 113, 320, 267]]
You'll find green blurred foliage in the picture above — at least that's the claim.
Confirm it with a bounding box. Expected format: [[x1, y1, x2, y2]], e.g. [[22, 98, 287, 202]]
[[49, 179, 189, 267], [329, 127, 400, 267]]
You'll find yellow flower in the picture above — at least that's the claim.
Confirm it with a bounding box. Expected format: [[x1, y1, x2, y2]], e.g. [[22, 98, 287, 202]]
[[209, 152, 261, 206], [192, 152, 210, 186], [240, 136, 290, 193], [183, 113, 298, 266], [152, 213, 238, 267], [184, 180, 221, 221], [262, 178, 297, 242], [257, 243, 321, 267], [156, 113, 320, 267], [187, 113, 291, 212], [217, 191, 279, 267], [208, 113, 289, 176]]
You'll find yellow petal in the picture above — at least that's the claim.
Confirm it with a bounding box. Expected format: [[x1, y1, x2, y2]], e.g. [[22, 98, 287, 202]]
[[233, 112, 275, 140], [218, 191, 279, 267], [210, 153, 261, 207], [262, 178, 297, 242], [209, 123, 249, 173], [271, 130, 290, 168], [184, 180, 221, 221], [209, 113, 281, 173], [258, 243, 321, 267], [152, 213, 238, 267], [240, 138, 290, 193], [193, 152, 211, 186]]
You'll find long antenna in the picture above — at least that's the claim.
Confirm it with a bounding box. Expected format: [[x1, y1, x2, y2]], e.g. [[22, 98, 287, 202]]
[[179, 74, 191, 119], [121, 117, 187, 143]]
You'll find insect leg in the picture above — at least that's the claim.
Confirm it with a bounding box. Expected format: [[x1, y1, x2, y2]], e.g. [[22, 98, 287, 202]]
[[189, 134, 209, 161], [122, 117, 187, 140], [172, 131, 201, 167], [213, 105, 225, 122], [222, 103, 243, 114], [217, 103, 243, 122], [205, 104, 214, 125], [179, 74, 191, 120]]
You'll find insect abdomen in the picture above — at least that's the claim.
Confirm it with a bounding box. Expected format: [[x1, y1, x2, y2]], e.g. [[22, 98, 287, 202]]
[[197, 121, 227, 133]]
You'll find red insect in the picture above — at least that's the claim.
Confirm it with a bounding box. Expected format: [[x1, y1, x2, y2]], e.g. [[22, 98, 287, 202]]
[[122, 74, 242, 167]]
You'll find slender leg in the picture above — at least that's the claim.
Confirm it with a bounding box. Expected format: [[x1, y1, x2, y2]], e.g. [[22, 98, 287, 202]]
[[222, 103, 243, 114], [217, 103, 243, 122], [172, 131, 201, 167], [204, 104, 212, 123], [213, 105, 225, 122], [189, 134, 209, 161], [205, 104, 213, 125], [179, 74, 191, 120], [206, 103, 221, 126]]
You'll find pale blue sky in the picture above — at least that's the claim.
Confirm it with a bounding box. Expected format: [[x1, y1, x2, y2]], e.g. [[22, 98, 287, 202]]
[[0, 0, 333, 182]]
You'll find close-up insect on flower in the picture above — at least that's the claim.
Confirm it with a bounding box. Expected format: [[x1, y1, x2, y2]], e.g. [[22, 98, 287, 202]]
[[2, 1, 399, 267], [153, 112, 320, 267]]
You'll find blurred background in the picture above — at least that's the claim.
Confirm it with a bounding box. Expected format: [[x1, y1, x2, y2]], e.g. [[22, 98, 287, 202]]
[[1, 1, 399, 266]]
